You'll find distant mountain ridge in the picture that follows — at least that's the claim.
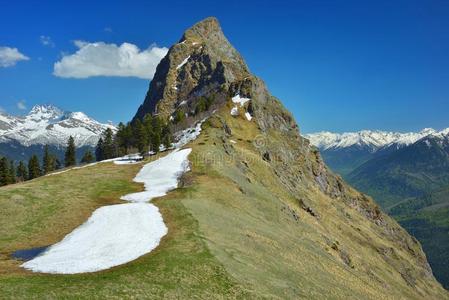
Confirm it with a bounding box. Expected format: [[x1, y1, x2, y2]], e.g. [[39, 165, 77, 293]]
[[305, 128, 449, 176], [0, 105, 115, 161], [306, 128, 448, 151]]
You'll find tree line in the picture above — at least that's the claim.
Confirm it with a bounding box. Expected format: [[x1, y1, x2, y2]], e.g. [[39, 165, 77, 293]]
[[96, 114, 173, 160], [0, 136, 94, 187]]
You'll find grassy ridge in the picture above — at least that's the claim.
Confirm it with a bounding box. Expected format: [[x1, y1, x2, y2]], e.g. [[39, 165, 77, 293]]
[[0, 161, 249, 298]]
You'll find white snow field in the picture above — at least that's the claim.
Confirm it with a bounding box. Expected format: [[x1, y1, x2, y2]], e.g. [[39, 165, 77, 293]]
[[21, 203, 166, 274], [121, 149, 192, 202], [22, 148, 192, 274]]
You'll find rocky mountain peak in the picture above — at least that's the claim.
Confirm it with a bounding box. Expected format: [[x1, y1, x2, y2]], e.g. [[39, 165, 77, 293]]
[[133, 17, 250, 121], [28, 104, 64, 121]]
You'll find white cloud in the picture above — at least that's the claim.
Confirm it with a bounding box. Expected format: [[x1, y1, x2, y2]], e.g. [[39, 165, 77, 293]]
[[0, 47, 30, 67], [53, 41, 168, 79], [40, 35, 55, 47], [17, 100, 26, 110]]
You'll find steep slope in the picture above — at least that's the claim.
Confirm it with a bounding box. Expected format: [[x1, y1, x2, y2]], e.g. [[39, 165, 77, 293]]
[[347, 133, 449, 289], [306, 128, 442, 175], [0, 105, 115, 161], [131, 17, 447, 298]]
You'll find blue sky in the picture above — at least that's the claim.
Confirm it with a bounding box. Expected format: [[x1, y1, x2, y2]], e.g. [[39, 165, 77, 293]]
[[1, 0, 448, 133]]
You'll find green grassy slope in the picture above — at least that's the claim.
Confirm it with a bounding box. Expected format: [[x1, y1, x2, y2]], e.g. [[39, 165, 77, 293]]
[[0, 160, 250, 298], [177, 108, 448, 299]]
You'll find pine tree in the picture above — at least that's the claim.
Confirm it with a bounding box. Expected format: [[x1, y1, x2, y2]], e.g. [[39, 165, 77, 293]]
[[95, 137, 104, 161], [64, 136, 76, 167], [151, 117, 162, 152], [28, 155, 41, 180], [9, 160, 16, 184], [143, 114, 153, 136], [135, 119, 148, 155], [0, 157, 9, 186], [116, 122, 128, 155], [16, 161, 28, 182], [162, 124, 172, 148], [102, 128, 116, 159], [42, 144, 54, 174], [81, 149, 94, 164]]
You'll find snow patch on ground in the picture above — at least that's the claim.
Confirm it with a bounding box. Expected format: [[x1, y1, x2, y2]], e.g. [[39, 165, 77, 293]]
[[22, 149, 192, 274], [172, 120, 205, 148], [176, 56, 190, 70], [230, 106, 239, 116], [245, 112, 252, 121], [232, 94, 251, 107], [121, 149, 191, 202], [21, 203, 166, 274]]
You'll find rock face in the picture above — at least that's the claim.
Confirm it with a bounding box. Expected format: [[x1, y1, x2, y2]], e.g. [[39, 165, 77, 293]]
[[134, 17, 448, 298], [133, 17, 250, 121]]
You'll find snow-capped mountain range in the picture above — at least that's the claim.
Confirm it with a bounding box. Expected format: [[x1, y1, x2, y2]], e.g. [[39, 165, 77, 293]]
[[0, 105, 115, 147], [305, 128, 449, 151]]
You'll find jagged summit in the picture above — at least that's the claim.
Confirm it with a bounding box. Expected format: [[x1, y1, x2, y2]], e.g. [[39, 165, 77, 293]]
[[133, 17, 250, 121], [180, 17, 221, 41]]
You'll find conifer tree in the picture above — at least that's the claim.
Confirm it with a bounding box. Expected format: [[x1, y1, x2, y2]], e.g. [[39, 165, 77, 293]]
[[151, 117, 162, 152], [116, 122, 129, 155], [135, 119, 148, 155], [9, 160, 16, 184], [64, 136, 76, 167], [42, 144, 54, 174], [16, 161, 28, 182], [162, 124, 172, 149], [143, 114, 153, 136], [28, 155, 41, 180], [102, 128, 115, 159], [81, 149, 94, 164], [0, 157, 9, 186], [95, 137, 104, 161]]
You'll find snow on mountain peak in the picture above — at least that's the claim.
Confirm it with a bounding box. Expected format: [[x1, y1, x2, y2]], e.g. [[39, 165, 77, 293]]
[[28, 104, 64, 121], [305, 128, 449, 151], [0, 105, 115, 147]]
